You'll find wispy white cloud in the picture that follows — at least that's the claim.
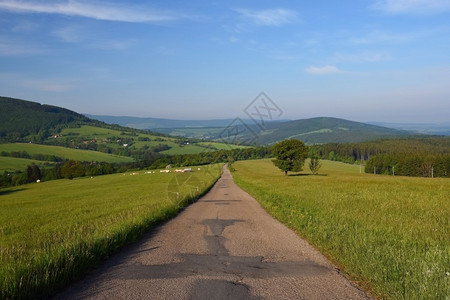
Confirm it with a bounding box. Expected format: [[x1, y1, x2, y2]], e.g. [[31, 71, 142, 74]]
[[228, 36, 239, 43], [349, 27, 450, 46], [305, 65, 345, 75], [154, 46, 174, 56], [23, 80, 74, 92], [12, 20, 38, 32], [349, 30, 412, 44], [52, 24, 137, 50], [333, 51, 392, 63], [0, 0, 181, 23], [235, 8, 298, 26], [0, 72, 75, 91], [52, 25, 83, 43], [371, 0, 450, 15], [0, 36, 47, 56], [270, 54, 298, 60], [92, 39, 137, 51]]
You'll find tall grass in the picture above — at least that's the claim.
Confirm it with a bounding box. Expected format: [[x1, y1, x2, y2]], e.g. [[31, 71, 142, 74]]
[[232, 159, 449, 299], [0, 164, 221, 299]]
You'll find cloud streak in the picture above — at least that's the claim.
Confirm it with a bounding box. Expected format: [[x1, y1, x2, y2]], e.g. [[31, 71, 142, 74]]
[[0, 36, 48, 56], [371, 0, 450, 15], [305, 65, 344, 75], [0, 72, 75, 91], [0, 0, 180, 23], [333, 51, 392, 63], [235, 8, 298, 26]]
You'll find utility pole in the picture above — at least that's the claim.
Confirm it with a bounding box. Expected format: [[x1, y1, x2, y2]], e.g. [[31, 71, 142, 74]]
[[374, 167, 376, 175], [393, 166, 395, 176]]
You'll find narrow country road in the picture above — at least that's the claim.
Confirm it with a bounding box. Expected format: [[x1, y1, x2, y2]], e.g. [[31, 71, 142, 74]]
[[57, 165, 371, 299]]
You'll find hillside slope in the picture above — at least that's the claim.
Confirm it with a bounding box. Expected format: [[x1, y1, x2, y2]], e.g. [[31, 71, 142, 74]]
[[0, 96, 91, 141], [0, 97, 248, 171], [252, 117, 411, 145]]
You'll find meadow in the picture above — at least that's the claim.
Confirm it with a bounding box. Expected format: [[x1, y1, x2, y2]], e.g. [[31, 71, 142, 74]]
[[60, 125, 247, 155], [0, 143, 134, 164], [0, 164, 222, 299], [232, 159, 449, 299], [0, 156, 52, 172]]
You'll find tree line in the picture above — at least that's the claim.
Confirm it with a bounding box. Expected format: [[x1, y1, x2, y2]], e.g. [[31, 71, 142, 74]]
[[365, 153, 449, 177], [311, 136, 450, 178], [0, 150, 65, 162], [311, 136, 450, 164]]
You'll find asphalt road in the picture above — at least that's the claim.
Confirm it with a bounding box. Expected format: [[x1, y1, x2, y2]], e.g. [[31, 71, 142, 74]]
[[57, 165, 371, 299]]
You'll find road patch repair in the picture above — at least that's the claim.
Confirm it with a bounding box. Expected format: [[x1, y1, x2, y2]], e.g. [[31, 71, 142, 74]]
[[57, 166, 371, 299]]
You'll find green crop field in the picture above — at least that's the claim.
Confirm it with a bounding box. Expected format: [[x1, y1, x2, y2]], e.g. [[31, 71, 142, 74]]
[[0, 164, 222, 299], [232, 159, 449, 299], [0, 143, 134, 164], [0, 156, 51, 172]]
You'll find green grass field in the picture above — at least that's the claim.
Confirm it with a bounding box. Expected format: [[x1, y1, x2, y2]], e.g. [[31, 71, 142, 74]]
[[60, 125, 248, 155], [0, 156, 52, 172], [0, 164, 222, 299], [197, 142, 249, 150], [154, 127, 226, 139], [0, 143, 134, 164], [61, 125, 126, 137], [232, 159, 449, 299]]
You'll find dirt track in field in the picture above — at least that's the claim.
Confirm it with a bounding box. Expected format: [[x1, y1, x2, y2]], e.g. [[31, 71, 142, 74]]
[[57, 165, 371, 299]]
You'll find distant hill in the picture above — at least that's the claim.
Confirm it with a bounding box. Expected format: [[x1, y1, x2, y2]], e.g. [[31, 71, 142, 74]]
[[0, 96, 92, 142], [1, 97, 413, 146], [85, 114, 290, 130], [155, 117, 413, 145], [85, 115, 244, 129], [369, 122, 450, 136], [0, 97, 248, 170], [86, 114, 413, 144], [250, 117, 412, 145]]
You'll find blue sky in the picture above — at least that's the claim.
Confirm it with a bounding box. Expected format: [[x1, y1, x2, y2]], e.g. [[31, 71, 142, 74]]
[[1, 0, 449, 122]]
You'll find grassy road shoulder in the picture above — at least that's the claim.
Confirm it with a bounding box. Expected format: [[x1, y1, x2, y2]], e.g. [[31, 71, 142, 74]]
[[0, 164, 222, 299], [232, 159, 449, 299]]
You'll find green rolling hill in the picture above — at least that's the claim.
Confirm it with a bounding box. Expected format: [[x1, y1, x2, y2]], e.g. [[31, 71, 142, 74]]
[[195, 117, 413, 145], [0, 96, 247, 172], [252, 117, 412, 145], [90, 114, 414, 145], [0, 96, 92, 142]]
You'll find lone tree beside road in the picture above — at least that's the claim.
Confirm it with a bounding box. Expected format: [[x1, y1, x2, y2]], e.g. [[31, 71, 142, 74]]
[[272, 139, 309, 175]]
